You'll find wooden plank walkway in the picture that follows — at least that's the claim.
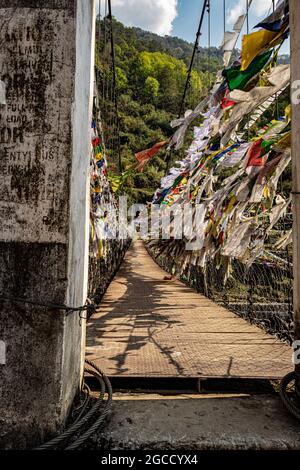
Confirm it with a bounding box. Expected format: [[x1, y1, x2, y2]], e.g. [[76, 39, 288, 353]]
[[86, 240, 292, 379]]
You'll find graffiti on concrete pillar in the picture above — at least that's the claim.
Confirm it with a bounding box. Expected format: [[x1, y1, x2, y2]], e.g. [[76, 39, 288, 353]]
[[0, 8, 75, 243]]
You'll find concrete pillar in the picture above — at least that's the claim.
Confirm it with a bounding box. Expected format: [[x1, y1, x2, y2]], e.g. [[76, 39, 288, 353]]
[[290, 0, 300, 381], [0, 0, 95, 449]]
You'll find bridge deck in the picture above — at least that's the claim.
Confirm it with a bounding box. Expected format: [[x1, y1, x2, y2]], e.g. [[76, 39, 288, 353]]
[[86, 240, 292, 379]]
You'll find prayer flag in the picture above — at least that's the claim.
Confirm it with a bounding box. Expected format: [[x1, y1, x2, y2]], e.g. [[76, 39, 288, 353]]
[[255, 0, 289, 33], [221, 89, 236, 109], [223, 50, 272, 92], [246, 138, 273, 168], [241, 28, 287, 71], [135, 140, 168, 171]]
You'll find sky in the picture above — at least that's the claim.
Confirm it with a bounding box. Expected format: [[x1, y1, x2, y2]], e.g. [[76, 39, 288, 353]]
[[100, 0, 289, 54]]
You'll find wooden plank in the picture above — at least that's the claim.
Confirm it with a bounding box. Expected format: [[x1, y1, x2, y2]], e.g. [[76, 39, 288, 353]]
[[86, 240, 292, 379]]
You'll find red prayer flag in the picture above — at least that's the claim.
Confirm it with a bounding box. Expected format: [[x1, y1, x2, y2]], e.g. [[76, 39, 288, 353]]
[[221, 89, 236, 109], [135, 140, 168, 162], [92, 137, 101, 148], [246, 139, 265, 167], [134, 140, 168, 171]]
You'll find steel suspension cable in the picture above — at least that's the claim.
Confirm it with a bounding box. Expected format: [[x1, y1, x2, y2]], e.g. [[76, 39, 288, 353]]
[[272, 0, 280, 120], [108, 0, 122, 173], [35, 360, 113, 450], [246, 0, 249, 34], [246, 0, 250, 139], [178, 0, 209, 118], [207, 0, 211, 89], [103, 0, 108, 139], [223, 0, 226, 36]]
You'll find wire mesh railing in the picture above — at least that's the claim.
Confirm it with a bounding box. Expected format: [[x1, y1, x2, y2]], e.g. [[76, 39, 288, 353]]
[[147, 218, 294, 344], [88, 238, 130, 305]]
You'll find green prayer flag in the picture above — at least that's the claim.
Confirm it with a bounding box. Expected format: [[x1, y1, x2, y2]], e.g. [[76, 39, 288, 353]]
[[223, 50, 272, 91]]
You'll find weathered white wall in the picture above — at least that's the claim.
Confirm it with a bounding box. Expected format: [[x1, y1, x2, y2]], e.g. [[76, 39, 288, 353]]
[[0, 3, 75, 243], [63, 0, 96, 409], [0, 0, 96, 448], [290, 0, 300, 381]]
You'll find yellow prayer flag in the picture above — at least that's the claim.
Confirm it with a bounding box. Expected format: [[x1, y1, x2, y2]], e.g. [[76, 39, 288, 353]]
[[97, 239, 104, 260], [263, 185, 270, 199], [241, 29, 284, 72], [111, 180, 121, 193], [225, 196, 236, 215], [181, 177, 188, 186], [285, 104, 291, 123]]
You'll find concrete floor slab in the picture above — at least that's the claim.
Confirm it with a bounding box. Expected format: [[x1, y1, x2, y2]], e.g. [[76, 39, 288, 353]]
[[86, 393, 300, 450]]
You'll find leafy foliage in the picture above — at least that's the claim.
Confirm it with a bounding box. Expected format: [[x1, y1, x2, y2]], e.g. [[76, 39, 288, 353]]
[[95, 17, 290, 205], [96, 17, 219, 204]]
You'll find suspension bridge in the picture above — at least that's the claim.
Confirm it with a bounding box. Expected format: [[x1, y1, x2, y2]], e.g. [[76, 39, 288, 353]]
[[87, 239, 291, 381], [87, 0, 294, 384]]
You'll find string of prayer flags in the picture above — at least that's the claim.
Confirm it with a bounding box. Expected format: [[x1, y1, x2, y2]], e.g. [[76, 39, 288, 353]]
[[220, 143, 251, 168], [221, 14, 246, 67], [89, 115, 120, 259], [239, 85, 289, 138], [220, 64, 290, 146], [109, 175, 123, 193], [108, 170, 134, 193], [149, 2, 292, 271]]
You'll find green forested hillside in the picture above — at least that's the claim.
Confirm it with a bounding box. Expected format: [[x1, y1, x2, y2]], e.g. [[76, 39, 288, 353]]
[[95, 17, 218, 203]]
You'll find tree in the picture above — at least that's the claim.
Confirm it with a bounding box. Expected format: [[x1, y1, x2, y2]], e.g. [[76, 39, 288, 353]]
[[96, 17, 221, 203], [116, 67, 128, 91], [144, 76, 159, 100]]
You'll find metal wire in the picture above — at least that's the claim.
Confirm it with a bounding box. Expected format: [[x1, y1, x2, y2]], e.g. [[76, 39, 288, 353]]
[[0, 296, 96, 318], [178, 0, 209, 118], [207, 0, 211, 89], [108, 0, 122, 173], [73, 383, 91, 425], [223, 0, 226, 35], [147, 215, 294, 345]]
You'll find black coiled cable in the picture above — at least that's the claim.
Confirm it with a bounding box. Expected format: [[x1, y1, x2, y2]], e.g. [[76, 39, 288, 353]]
[[279, 371, 300, 421], [35, 360, 112, 450]]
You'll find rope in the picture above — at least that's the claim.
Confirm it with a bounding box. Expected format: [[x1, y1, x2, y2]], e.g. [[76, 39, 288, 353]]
[[35, 360, 113, 450], [0, 295, 96, 319]]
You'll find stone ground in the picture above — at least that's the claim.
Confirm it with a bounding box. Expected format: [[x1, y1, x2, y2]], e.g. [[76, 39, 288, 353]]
[[85, 391, 300, 450]]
